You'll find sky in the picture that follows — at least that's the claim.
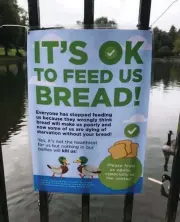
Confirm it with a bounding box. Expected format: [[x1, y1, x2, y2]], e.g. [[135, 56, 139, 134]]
[[18, 0, 180, 31]]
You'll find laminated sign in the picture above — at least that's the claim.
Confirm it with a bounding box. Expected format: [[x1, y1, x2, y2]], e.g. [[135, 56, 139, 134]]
[[27, 29, 152, 194]]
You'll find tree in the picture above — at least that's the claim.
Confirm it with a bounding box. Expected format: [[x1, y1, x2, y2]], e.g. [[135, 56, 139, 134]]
[[169, 25, 177, 42], [153, 25, 179, 57], [0, 0, 21, 56], [9, 1, 28, 55], [76, 16, 117, 29], [153, 27, 173, 51], [158, 46, 171, 53], [168, 25, 178, 50], [173, 36, 180, 55], [178, 29, 180, 36], [94, 17, 117, 29], [0, 0, 20, 55], [17, 7, 29, 51], [157, 46, 173, 57], [0, 0, 28, 56]]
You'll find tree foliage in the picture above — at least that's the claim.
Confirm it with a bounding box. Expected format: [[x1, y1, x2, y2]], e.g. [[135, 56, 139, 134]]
[[153, 25, 180, 57], [0, 6, 180, 59], [76, 17, 179, 58], [76, 16, 117, 29], [173, 36, 180, 54], [0, 0, 28, 56], [94, 17, 117, 29]]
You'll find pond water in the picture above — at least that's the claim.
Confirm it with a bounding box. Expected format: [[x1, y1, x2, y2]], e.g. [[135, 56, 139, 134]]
[[0, 61, 180, 222]]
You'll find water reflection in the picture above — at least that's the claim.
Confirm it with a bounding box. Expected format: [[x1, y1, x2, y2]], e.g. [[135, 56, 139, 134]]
[[152, 62, 180, 88], [1, 62, 180, 144], [0, 61, 27, 143], [0, 61, 180, 222]]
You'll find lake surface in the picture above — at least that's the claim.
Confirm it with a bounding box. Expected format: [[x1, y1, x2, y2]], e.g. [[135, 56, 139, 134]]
[[1, 61, 180, 222]]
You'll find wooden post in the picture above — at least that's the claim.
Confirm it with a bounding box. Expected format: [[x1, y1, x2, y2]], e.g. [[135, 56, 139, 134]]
[[165, 114, 180, 222], [27, 1, 49, 222], [0, 143, 9, 222], [123, 0, 152, 221]]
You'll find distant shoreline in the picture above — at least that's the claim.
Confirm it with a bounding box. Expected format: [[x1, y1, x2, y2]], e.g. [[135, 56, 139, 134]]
[[153, 57, 180, 63]]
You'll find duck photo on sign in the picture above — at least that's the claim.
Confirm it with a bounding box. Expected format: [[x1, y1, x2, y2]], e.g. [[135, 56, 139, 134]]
[[47, 156, 69, 178], [73, 156, 101, 179]]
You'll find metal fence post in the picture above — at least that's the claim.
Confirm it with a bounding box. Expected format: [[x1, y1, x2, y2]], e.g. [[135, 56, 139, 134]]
[[27, 0, 40, 29], [123, 0, 152, 221], [137, 0, 152, 30], [81, 1, 94, 222], [0, 143, 9, 222], [84, 0, 94, 29], [39, 192, 49, 222], [123, 194, 134, 222], [27, 1, 49, 222], [82, 194, 90, 222], [165, 114, 180, 222]]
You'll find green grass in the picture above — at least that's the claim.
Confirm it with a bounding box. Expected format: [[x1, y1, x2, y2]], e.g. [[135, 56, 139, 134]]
[[0, 48, 26, 57]]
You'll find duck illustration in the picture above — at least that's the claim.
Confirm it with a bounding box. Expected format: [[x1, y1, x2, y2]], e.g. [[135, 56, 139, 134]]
[[47, 156, 69, 178], [73, 156, 101, 179]]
